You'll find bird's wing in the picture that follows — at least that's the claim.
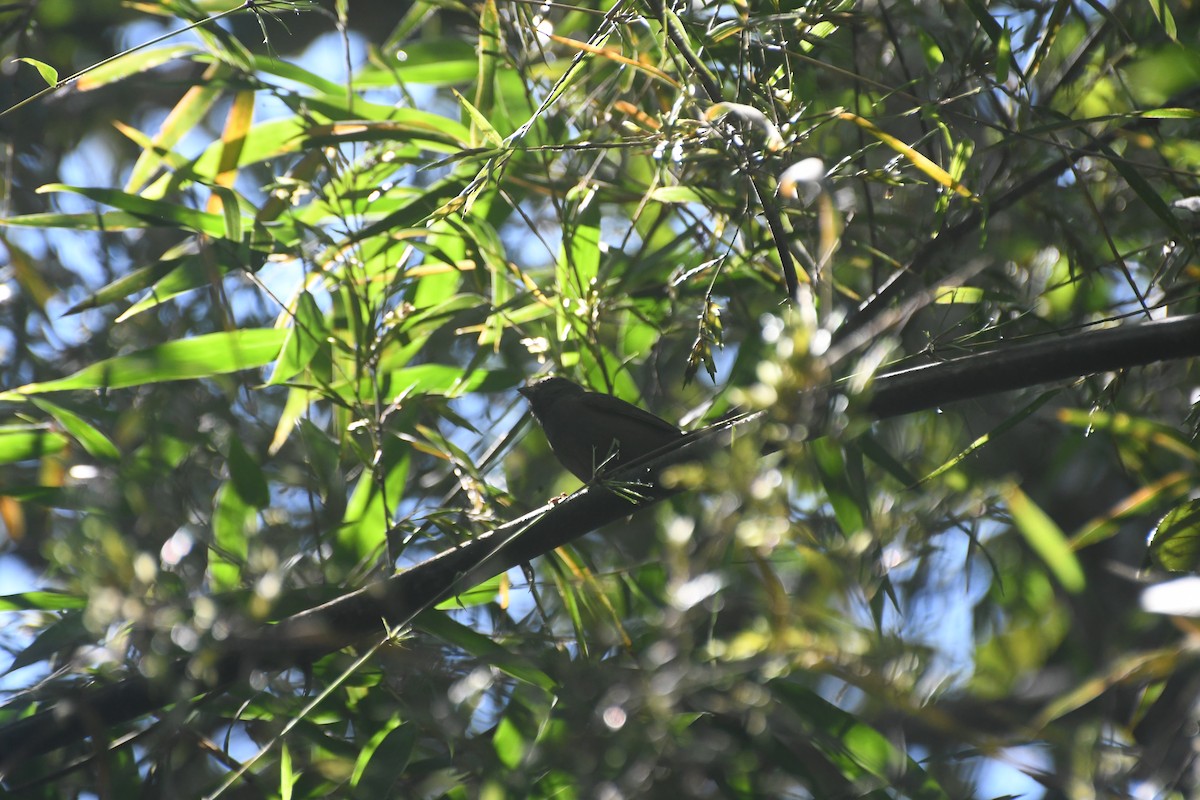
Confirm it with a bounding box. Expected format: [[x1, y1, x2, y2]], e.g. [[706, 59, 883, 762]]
[[578, 392, 683, 437]]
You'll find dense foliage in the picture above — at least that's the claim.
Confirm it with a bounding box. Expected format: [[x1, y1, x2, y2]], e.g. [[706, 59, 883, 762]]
[[1, 0, 1199, 796]]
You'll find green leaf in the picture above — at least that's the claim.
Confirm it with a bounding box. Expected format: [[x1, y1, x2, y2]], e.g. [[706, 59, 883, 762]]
[[210, 481, 254, 592], [1004, 484, 1086, 593], [280, 743, 295, 800], [555, 187, 601, 346], [772, 681, 951, 798], [2, 329, 286, 397], [0, 425, 69, 464], [30, 398, 120, 461], [932, 285, 985, 304], [1139, 107, 1200, 118], [858, 433, 920, 486], [811, 439, 867, 535], [351, 717, 416, 791], [434, 574, 504, 610], [474, 0, 500, 125], [377, 364, 507, 400], [649, 186, 719, 205], [16, 57, 58, 87], [917, 30, 945, 69], [62, 256, 185, 315], [209, 185, 242, 243], [995, 24, 1012, 84], [0, 211, 170, 231], [300, 110, 471, 150], [1144, 0, 1177, 40], [919, 391, 1059, 484], [349, 168, 475, 244], [453, 88, 504, 147], [123, 68, 225, 194], [0, 591, 87, 612], [5, 613, 87, 674], [295, 419, 342, 502], [269, 291, 331, 386], [354, 40, 480, 87], [36, 184, 228, 236], [1148, 499, 1200, 572], [228, 437, 269, 509], [416, 609, 557, 691], [140, 118, 309, 196], [252, 54, 347, 96], [492, 716, 525, 769], [117, 243, 268, 322], [337, 438, 411, 566], [76, 45, 200, 91], [1098, 141, 1190, 245]]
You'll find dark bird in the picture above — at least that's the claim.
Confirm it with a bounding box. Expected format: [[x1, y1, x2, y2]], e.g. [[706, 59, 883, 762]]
[[518, 377, 684, 483]]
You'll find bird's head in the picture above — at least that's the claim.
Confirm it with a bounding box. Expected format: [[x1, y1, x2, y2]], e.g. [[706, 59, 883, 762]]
[[517, 376, 584, 411]]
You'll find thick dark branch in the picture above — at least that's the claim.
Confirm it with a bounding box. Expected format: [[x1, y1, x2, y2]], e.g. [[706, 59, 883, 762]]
[[866, 315, 1200, 418]]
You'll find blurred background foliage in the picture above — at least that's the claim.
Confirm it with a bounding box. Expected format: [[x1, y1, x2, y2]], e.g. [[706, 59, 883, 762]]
[[1, 0, 1199, 796]]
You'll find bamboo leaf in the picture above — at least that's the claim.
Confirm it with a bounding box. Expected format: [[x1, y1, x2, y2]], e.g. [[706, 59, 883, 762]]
[[2, 330, 286, 397]]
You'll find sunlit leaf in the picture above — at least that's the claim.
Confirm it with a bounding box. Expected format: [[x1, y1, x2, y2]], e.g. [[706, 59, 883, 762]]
[[1004, 484, 1086, 593], [0, 592, 86, 612], [351, 717, 416, 790], [30, 398, 120, 462], [837, 111, 975, 199], [1148, 499, 1200, 573], [210, 481, 254, 592], [0, 426, 69, 464], [15, 57, 58, 87], [269, 290, 331, 386], [36, 184, 228, 236], [2, 329, 286, 397], [76, 45, 200, 91]]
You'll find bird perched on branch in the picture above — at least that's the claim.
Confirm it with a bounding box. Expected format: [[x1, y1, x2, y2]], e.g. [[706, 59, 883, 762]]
[[517, 377, 684, 483]]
